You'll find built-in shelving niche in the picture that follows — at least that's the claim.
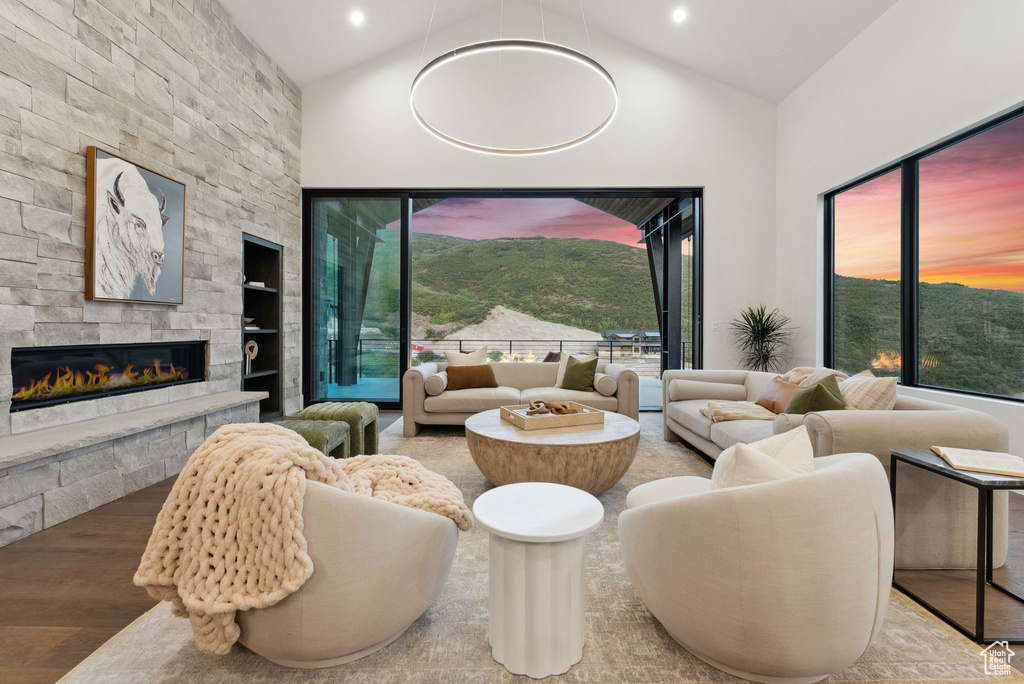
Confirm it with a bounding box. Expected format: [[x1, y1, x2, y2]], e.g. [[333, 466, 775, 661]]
[[242, 233, 283, 421]]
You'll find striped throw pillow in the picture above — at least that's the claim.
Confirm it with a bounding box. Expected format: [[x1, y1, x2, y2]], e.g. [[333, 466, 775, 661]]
[[839, 371, 898, 410]]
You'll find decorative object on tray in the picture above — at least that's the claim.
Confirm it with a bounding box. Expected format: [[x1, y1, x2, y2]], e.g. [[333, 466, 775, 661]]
[[86, 146, 186, 305], [244, 340, 258, 375], [526, 400, 579, 416], [500, 402, 603, 430], [932, 446, 1024, 477]]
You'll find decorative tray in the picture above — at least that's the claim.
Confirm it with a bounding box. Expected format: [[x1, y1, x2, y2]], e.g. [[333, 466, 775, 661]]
[[499, 403, 605, 430]]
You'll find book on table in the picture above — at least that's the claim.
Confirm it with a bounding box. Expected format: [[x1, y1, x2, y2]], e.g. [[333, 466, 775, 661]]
[[931, 446, 1024, 477]]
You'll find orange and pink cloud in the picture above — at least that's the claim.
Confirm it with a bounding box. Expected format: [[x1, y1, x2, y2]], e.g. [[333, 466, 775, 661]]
[[835, 115, 1024, 293]]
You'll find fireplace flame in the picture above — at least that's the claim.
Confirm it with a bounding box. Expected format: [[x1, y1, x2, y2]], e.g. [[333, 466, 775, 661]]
[[13, 360, 186, 404]]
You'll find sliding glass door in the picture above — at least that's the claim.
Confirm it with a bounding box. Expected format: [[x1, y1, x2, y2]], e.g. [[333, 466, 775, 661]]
[[303, 190, 701, 410], [307, 197, 403, 404]]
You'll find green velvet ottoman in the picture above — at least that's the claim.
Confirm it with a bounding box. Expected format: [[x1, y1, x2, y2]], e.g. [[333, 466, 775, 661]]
[[275, 419, 350, 459], [297, 402, 379, 455]]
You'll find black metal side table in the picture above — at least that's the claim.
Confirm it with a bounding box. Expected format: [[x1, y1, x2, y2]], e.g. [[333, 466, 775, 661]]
[[891, 448, 1024, 643]]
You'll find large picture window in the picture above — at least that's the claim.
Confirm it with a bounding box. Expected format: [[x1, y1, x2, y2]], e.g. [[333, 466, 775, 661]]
[[831, 168, 902, 378], [826, 108, 1024, 401]]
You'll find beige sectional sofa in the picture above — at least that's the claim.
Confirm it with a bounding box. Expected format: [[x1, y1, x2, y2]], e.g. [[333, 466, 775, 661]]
[[662, 368, 1010, 569], [402, 361, 639, 437]]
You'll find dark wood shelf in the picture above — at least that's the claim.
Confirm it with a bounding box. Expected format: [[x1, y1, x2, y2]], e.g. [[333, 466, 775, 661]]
[[242, 232, 283, 422]]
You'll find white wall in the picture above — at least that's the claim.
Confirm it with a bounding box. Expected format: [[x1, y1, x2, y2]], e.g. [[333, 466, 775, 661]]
[[776, 0, 1024, 451], [301, 6, 778, 369]]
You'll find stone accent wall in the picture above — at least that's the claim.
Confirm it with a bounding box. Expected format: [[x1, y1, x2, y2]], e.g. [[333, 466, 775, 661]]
[[0, 0, 303, 436], [0, 397, 259, 547]]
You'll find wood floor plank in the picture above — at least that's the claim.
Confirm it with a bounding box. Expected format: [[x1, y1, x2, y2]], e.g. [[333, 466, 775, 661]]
[[0, 478, 169, 682]]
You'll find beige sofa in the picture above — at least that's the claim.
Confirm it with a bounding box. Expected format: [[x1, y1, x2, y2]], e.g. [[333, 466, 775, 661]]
[[620, 453, 893, 684], [662, 368, 1010, 570], [402, 361, 639, 437], [237, 481, 458, 668]]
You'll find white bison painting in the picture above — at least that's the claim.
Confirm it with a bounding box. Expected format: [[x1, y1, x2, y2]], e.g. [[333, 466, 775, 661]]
[[86, 147, 185, 304]]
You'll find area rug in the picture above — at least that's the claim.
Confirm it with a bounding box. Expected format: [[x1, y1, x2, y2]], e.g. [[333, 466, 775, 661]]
[[59, 415, 1022, 683]]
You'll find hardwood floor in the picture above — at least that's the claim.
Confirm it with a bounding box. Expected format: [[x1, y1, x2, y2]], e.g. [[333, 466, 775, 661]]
[[895, 492, 1024, 640], [0, 479, 172, 684], [0, 412, 1018, 683]]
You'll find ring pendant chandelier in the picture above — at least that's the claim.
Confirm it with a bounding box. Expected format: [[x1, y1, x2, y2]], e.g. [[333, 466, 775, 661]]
[[410, 0, 618, 156]]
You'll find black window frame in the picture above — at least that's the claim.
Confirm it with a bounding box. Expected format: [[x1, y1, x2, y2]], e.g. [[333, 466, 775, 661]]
[[824, 105, 1024, 403], [303, 187, 704, 411]]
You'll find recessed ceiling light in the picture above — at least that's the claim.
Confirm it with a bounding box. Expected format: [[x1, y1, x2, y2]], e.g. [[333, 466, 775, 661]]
[[350, 10, 365, 26], [672, 8, 687, 23]]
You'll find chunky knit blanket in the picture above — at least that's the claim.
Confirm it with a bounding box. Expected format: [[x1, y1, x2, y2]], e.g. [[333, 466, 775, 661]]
[[134, 423, 471, 656], [342, 454, 473, 531]]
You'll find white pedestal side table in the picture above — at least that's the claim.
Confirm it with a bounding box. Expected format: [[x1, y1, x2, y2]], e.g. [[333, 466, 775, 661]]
[[473, 482, 604, 678]]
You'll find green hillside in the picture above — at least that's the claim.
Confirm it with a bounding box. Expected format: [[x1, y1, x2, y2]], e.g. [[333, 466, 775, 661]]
[[411, 234, 660, 336], [835, 275, 1024, 397]]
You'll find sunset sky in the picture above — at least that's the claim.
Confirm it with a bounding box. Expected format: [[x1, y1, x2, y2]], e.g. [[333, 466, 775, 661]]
[[407, 198, 641, 248], [835, 115, 1024, 293]]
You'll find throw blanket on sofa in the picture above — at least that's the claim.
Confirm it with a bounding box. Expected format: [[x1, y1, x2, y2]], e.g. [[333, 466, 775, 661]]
[[134, 424, 472, 656], [699, 400, 776, 422]]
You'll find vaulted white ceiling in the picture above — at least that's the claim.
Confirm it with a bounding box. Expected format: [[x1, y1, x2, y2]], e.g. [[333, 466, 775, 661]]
[[220, 0, 897, 103]]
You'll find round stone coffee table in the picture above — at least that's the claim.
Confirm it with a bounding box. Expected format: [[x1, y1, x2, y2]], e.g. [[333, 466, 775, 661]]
[[473, 482, 604, 678], [465, 409, 640, 496]]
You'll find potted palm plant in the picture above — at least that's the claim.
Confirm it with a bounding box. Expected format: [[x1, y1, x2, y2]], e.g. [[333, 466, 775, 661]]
[[730, 304, 793, 372]]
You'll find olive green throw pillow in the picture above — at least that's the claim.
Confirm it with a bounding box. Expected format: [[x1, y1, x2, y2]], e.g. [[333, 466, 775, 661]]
[[559, 355, 597, 392], [785, 374, 845, 414]]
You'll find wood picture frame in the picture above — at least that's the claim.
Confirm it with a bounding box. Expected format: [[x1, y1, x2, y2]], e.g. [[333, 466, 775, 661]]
[[85, 146, 186, 305]]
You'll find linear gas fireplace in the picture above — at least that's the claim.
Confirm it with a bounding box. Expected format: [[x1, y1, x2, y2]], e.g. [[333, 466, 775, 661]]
[[11, 341, 207, 412]]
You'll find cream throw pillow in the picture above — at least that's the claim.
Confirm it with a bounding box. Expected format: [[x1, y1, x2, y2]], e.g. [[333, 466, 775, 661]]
[[710, 425, 814, 490], [780, 366, 849, 387], [593, 372, 617, 396], [839, 370, 898, 410], [556, 353, 596, 387], [444, 346, 488, 366]]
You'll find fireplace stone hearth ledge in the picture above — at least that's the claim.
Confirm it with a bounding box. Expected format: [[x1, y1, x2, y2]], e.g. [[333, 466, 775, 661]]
[[0, 390, 267, 548]]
